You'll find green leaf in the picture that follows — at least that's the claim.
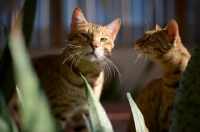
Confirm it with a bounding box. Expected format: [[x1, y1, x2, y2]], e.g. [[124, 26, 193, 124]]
[[82, 114, 92, 132], [8, 17, 55, 132], [16, 87, 25, 112], [0, 117, 9, 132], [0, 92, 18, 132], [170, 45, 200, 132], [0, 92, 11, 132], [80, 73, 114, 132], [127, 93, 148, 132], [0, 0, 37, 104]]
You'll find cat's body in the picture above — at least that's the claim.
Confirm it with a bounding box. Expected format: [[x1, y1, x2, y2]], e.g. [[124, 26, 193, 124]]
[[8, 7, 121, 131], [34, 8, 121, 130], [32, 53, 104, 125], [127, 20, 190, 132]]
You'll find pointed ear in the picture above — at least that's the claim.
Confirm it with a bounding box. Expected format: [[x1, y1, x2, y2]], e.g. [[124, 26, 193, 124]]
[[70, 8, 87, 30], [155, 24, 162, 30], [164, 20, 179, 43], [106, 18, 121, 40]]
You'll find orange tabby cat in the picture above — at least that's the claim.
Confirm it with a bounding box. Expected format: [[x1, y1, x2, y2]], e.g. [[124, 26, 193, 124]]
[[32, 7, 121, 130], [127, 20, 190, 132]]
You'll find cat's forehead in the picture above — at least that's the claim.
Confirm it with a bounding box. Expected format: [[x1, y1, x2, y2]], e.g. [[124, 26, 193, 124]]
[[77, 23, 103, 29], [87, 23, 104, 32], [145, 30, 157, 35], [81, 23, 109, 36], [90, 23, 102, 29]]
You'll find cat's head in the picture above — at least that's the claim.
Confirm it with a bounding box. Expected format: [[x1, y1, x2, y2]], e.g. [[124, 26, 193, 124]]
[[65, 8, 121, 63], [134, 20, 180, 60]]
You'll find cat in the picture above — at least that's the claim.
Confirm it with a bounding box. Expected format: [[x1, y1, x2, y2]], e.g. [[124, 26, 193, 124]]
[[126, 20, 190, 132], [8, 7, 121, 131]]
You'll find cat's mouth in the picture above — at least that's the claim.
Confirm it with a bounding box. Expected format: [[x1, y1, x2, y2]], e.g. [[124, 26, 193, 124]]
[[135, 46, 153, 54], [86, 52, 98, 58]]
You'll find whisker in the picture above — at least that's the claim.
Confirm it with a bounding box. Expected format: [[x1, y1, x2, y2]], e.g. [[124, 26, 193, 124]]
[[103, 62, 110, 82], [70, 57, 77, 73], [110, 52, 120, 59], [100, 60, 105, 70], [102, 56, 123, 84], [143, 52, 148, 68], [105, 60, 112, 81], [75, 54, 83, 68], [104, 57, 115, 77], [134, 52, 142, 64], [138, 52, 143, 60], [63, 53, 74, 64], [67, 44, 81, 47], [63, 52, 81, 64], [142, 47, 148, 67], [59, 46, 67, 52]]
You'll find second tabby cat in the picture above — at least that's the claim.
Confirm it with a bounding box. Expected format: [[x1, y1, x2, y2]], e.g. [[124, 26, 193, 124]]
[[127, 20, 190, 132], [32, 8, 121, 131]]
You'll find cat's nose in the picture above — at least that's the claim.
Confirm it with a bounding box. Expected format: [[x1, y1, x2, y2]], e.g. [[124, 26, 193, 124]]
[[90, 43, 98, 50], [135, 41, 139, 45]]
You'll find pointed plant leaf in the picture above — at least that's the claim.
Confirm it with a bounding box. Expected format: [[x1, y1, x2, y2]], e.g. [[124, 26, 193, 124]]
[[0, 117, 9, 132], [80, 73, 114, 132], [127, 93, 149, 132], [8, 16, 55, 132], [0, 92, 12, 132], [82, 114, 92, 132], [16, 86, 25, 112], [0, 92, 18, 132], [170, 45, 200, 132]]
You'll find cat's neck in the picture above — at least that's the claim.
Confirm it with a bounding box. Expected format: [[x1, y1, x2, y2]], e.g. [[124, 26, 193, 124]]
[[153, 42, 190, 96], [155, 43, 190, 74]]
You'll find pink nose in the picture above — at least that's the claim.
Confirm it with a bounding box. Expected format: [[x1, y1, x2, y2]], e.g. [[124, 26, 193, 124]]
[[91, 43, 98, 50]]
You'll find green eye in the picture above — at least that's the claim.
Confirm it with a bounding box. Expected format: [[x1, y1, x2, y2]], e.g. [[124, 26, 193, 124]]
[[100, 38, 107, 42], [81, 33, 89, 39]]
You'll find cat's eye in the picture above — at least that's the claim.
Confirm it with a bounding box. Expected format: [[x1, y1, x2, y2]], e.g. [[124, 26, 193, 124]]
[[148, 36, 154, 41], [100, 38, 107, 42], [81, 33, 89, 39]]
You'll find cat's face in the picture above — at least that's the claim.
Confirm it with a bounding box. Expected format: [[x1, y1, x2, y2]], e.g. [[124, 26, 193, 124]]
[[65, 8, 121, 63], [134, 20, 179, 60]]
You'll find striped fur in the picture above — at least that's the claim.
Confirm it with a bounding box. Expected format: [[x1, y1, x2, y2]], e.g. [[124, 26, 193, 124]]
[[127, 20, 190, 132], [32, 8, 121, 131]]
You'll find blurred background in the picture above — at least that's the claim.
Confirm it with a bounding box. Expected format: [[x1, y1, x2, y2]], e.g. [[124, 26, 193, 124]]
[[1, 0, 199, 99], [0, 0, 200, 131]]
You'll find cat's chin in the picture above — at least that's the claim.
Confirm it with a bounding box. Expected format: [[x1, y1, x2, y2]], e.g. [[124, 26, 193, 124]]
[[84, 54, 98, 61]]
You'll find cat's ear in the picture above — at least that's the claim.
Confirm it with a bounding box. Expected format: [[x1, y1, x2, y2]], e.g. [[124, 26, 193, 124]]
[[70, 8, 87, 30], [106, 18, 121, 40], [155, 24, 162, 30], [164, 20, 179, 43]]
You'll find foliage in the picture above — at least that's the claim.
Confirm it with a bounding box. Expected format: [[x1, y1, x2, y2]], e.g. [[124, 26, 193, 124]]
[[127, 93, 148, 132], [0, 0, 37, 104], [80, 73, 114, 132], [3, 0, 200, 132], [0, 92, 18, 132], [170, 44, 200, 132], [8, 12, 56, 132]]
